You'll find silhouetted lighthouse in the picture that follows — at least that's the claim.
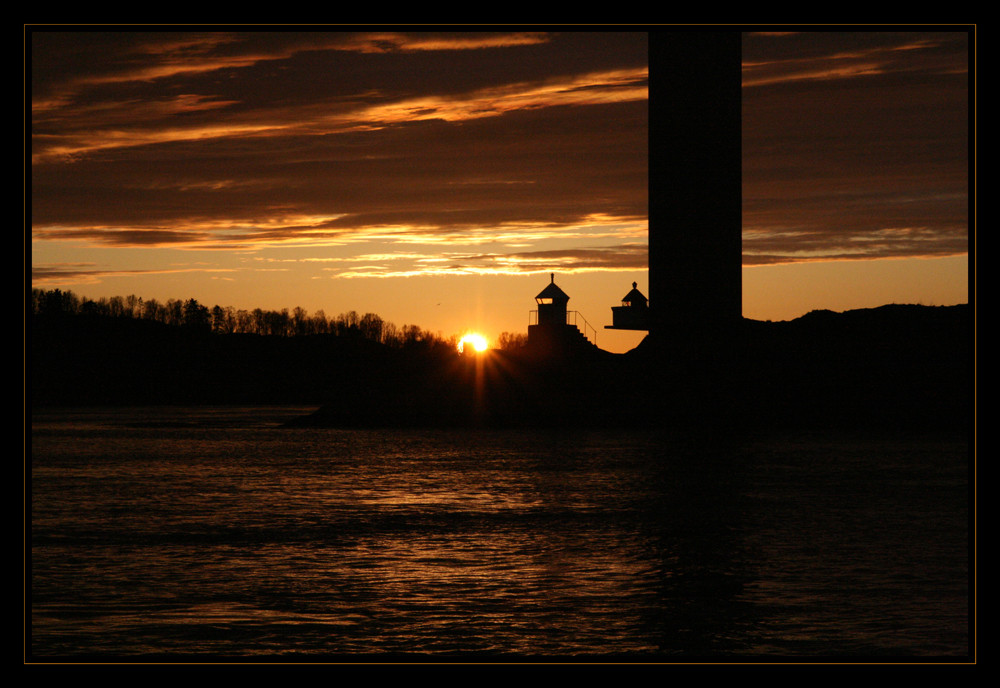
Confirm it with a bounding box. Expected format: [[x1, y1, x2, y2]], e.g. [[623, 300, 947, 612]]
[[527, 274, 597, 355], [534, 273, 570, 326], [607, 281, 650, 331]]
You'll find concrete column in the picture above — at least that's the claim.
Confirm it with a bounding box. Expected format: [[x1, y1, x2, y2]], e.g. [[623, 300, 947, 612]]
[[648, 31, 742, 340]]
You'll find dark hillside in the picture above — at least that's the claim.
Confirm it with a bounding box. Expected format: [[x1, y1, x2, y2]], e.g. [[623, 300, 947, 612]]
[[30, 313, 442, 406], [30, 303, 972, 434]]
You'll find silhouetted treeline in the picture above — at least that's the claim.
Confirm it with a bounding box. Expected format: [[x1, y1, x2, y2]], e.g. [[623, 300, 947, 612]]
[[29, 288, 535, 407], [30, 288, 452, 348], [30, 287, 971, 435], [29, 288, 470, 407]]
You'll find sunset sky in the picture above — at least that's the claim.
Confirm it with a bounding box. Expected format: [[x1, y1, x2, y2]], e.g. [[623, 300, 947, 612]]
[[28, 29, 972, 353]]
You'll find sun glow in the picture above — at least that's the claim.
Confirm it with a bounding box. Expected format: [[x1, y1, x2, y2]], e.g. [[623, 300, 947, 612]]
[[458, 332, 489, 353]]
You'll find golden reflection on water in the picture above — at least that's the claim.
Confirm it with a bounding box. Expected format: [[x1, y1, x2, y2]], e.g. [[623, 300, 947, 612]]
[[348, 485, 543, 510], [30, 409, 970, 658]]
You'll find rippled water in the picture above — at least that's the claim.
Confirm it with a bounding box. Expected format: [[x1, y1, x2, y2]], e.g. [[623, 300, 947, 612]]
[[29, 407, 971, 660]]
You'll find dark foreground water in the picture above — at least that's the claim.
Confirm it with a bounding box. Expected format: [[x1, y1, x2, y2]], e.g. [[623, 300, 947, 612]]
[[29, 407, 971, 661]]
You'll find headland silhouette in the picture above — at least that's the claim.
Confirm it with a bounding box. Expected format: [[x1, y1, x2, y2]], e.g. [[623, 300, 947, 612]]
[[283, 278, 969, 433], [30, 283, 970, 434]]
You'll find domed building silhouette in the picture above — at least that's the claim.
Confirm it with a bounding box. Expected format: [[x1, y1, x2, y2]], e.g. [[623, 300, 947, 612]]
[[606, 281, 650, 332], [534, 273, 570, 326], [527, 274, 597, 354]]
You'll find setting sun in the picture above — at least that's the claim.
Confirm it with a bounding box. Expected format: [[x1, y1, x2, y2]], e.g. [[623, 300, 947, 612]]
[[458, 333, 489, 353]]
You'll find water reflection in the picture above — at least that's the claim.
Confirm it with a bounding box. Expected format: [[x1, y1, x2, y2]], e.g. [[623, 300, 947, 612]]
[[30, 409, 969, 659]]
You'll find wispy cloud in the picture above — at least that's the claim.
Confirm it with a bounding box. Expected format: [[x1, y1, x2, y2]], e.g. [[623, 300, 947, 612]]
[[30, 29, 969, 292], [324, 242, 648, 278], [329, 31, 552, 54], [743, 223, 969, 266], [741, 34, 963, 88], [32, 65, 647, 164], [31, 262, 237, 285], [741, 31, 969, 265]]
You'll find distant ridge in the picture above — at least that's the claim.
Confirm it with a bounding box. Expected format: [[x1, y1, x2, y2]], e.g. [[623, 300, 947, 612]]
[[293, 303, 971, 433], [31, 302, 971, 435]]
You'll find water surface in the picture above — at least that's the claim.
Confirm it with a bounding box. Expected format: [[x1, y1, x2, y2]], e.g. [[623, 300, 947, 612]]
[[29, 406, 970, 660]]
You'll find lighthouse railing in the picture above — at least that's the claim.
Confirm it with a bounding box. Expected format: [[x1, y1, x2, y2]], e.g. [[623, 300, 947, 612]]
[[568, 311, 597, 345]]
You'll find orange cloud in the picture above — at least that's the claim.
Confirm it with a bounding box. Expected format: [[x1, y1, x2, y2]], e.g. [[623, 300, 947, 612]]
[[32, 64, 647, 164], [332, 32, 552, 54], [742, 35, 961, 88], [31, 262, 237, 285]]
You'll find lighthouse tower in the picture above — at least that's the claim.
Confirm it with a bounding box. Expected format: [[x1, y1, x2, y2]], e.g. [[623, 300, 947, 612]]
[[606, 282, 650, 331], [527, 274, 595, 354], [534, 273, 569, 326]]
